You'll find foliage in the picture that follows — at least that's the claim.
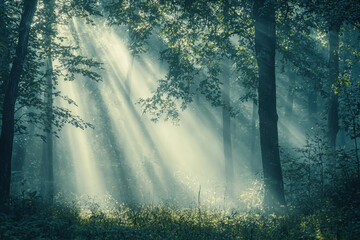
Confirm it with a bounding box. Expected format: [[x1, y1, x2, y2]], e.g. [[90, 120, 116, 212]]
[[0, 0, 103, 141], [0, 194, 359, 239], [2, 1, 360, 237], [300, 0, 360, 29], [276, 1, 328, 97], [337, 45, 360, 141], [282, 127, 360, 215], [283, 136, 324, 211], [106, 0, 258, 122]]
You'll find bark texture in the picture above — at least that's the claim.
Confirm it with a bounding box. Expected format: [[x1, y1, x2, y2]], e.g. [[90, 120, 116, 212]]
[[254, 0, 285, 209]]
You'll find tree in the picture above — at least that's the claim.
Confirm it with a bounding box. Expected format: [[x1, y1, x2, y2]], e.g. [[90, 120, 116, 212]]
[[0, 0, 38, 205], [0, 0, 11, 109], [336, 27, 360, 180], [254, 0, 285, 208], [221, 61, 234, 196], [106, 0, 287, 209], [0, 0, 103, 205], [40, 0, 55, 203], [300, 0, 360, 149], [327, 22, 340, 149]]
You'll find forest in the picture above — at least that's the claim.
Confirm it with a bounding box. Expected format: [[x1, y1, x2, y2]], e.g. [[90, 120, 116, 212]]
[[0, 0, 359, 239]]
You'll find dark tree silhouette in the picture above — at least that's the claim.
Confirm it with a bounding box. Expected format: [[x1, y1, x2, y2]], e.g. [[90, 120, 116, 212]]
[[0, 0, 38, 205]]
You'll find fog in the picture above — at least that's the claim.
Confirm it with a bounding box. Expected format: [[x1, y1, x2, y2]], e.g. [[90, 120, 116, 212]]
[[12, 17, 318, 210]]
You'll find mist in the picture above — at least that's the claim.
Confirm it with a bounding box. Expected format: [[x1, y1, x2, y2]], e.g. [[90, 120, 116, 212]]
[[11, 16, 332, 209]]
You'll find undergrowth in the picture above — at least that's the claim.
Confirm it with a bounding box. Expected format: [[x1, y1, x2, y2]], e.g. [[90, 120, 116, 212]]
[[1, 195, 359, 240]]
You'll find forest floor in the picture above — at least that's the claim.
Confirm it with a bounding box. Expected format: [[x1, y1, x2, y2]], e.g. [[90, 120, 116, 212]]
[[0, 196, 359, 240]]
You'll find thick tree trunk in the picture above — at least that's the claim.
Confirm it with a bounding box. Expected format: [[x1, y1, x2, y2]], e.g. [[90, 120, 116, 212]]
[[254, 0, 285, 209], [222, 64, 233, 196], [327, 25, 340, 149], [0, 0, 37, 205]]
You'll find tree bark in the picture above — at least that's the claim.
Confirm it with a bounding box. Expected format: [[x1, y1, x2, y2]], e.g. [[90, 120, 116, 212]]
[[327, 25, 340, 149], [0, 0, 38, 205], [254, 0, 285, 209]]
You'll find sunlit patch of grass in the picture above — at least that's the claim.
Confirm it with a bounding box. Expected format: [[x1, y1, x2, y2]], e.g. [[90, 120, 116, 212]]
[[239, 179, 264, 211]]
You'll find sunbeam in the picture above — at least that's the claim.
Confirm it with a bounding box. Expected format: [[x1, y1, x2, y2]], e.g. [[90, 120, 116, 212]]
[[52, 18, 246, 207]]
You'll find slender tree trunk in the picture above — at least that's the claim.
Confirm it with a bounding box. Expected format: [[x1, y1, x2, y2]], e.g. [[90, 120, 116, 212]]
[[12, 138, 26, 173], [254, 0, 285, 209], [0, 0, 37, 205], [327, 25, 340, 149], [41, 58, 54, 203], [284, 71, 296, 120], [337, 130, 346, 146], [12, 136, 26, 180], [308, 90, 317, 123], [250, 98, 257, 171], [354, 123, 359, 181], [11, 135, 26, 194], [222, 64, 233, 196], [285, 86, 295, 120], [41, 0, 55, 203]]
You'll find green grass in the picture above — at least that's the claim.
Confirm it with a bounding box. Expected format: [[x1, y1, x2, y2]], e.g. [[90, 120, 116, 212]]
[[1, 197, 359, 240]]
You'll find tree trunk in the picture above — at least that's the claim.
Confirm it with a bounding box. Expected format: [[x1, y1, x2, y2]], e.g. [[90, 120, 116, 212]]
[[40, 0, 55, 204], [11, 135, 26, 195], [254, 0, 285, 209], [0, 0, 10, 112], [12, 138, 26, 173], [41, 58, 54, 203], [222, 63, 233, 196], [308, 90, 317, 123], [327, 25, 340, 149], [308, 91, 317, 116], [285, 72, 295, 119], [250, 98, 258, 172], [0, 0, 38, 205], [285, 89, 294, 119]]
